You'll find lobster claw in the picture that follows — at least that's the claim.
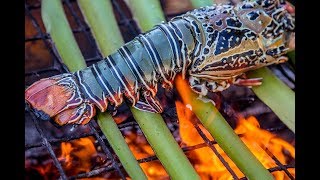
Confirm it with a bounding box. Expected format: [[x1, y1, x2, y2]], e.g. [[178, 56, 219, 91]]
[[133, 91, 163, 113]]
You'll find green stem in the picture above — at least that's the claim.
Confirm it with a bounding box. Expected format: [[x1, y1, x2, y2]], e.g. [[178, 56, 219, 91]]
[[123, 0, 166, 32], [97, 112, 147, 180], [78, 0, 199, 179], [77, 0, 124, 55], [189, 0, 214, 7], [42, 1, 146, 179], [176, 76, 274, 180], [77, 0, 147, 179], [247, 67, 295, 132], [41, 0, 86, 72], [131, 108, 200, 180]]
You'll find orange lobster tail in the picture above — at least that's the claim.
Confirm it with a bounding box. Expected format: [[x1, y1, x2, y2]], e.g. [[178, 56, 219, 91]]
[[25, 74, 96, 125]]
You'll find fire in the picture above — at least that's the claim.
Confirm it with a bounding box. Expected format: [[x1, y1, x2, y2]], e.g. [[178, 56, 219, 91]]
[[59, 136, 97, 175], [25, 136, 99, 179], [175, 100, 295, 180], [124, 129, 169, 179]]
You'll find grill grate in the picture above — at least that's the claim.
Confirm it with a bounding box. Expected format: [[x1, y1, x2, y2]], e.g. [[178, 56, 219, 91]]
[[25, 0, 295, 179]]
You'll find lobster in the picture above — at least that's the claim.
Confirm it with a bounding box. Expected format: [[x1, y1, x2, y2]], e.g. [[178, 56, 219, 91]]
[[25, 0, 295, 126]]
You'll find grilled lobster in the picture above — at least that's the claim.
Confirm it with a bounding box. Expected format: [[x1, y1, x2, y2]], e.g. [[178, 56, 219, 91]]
[[25, 0, 295, 125]]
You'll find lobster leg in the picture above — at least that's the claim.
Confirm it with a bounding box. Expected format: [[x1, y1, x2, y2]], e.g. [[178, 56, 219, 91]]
[[233, 77, 263, 87], [133, 90, 163, 113], [231, 73, 263, 87], [188, 76, 209, 96], [189, 73, 264, 96], [189, 76, 232, 96], [206, 80, 231, 93]]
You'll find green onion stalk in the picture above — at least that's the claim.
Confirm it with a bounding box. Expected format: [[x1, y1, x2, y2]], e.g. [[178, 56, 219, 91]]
[[79, 0, 199, 179], [42, 0, 146, 179], [190, 0, 215, 8]]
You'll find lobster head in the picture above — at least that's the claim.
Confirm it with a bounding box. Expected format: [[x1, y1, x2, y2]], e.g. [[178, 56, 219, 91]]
[[254, 0, 295, 53], [186, 0, 294, 81], [25, 73, 96, 125]]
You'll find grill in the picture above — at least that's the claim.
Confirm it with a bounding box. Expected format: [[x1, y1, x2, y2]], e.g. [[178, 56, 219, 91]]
[[25, 0, 295, 179]]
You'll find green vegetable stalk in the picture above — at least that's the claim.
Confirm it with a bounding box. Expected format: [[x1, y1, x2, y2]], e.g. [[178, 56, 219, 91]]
[[97, 112, 147, 180], [124, 0, 166, 32], [41, 0, 86, 72], [190, 0, 214, 7], [175, 75, 274, 180], [79, 0, 199, 179], [247, 67, 295, 132], [42, 0, 146, 179], [78, 0, 124, 55]]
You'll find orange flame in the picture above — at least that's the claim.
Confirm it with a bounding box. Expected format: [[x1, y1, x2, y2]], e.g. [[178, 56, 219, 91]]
[[124, 129, 169, 179], [26, 136, 99, 179], [58, 137, 97, 176], [175, 100, 295, 180]]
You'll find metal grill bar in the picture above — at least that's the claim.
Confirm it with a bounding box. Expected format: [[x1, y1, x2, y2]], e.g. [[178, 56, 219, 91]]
[[192, 119, 239, 179], [88, 122, 126, 179], [25, 28, 89, 42], [25, 3, 68, 74], [25, 0, 295, 179], [27, 107, 68, 180], [239, 165, 295, 180], [25, 132, 95, 149], [70, 164, 117, 179], [25, 121, 140, 149], [112, 0, 141, 36], [25, 68, 61, 78], [265, 148, 295, 180]]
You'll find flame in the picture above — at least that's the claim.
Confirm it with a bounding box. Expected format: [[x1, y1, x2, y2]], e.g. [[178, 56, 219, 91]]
[[26, 136, 100, 179], [58, 137, 97, 175], [60, 141, 73, 169], [175, 100, 295, 180], [124, 129, 169, 179]]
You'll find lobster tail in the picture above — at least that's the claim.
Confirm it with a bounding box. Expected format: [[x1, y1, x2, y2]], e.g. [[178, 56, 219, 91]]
[[54, 102, 96, 125], [25, 73, 96, 125]]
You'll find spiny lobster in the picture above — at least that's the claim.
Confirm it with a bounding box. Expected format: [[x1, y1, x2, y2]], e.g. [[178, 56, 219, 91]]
[[25, 0, 295, 125]]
